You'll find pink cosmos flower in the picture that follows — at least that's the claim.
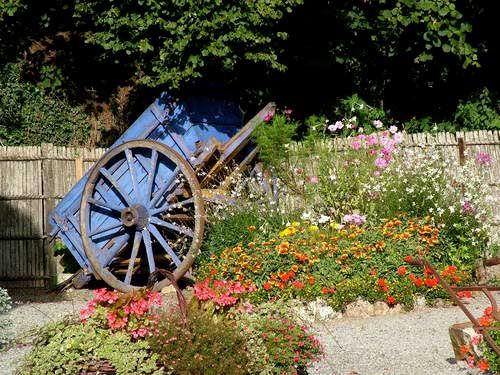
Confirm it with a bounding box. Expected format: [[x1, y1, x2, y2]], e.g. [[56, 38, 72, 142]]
[[263, 109, 275, 123], [373, 120, 383, 129], [350, 140, 362, 150], [375, 157, 389, 169], [475, 152, 492, 166], [366, 134, 378, 146], [343, 213, 366, 226], [392, 132, 403, 144]]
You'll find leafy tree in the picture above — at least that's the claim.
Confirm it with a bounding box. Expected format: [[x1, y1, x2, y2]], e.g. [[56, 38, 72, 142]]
[[73, 0, 303, 88]]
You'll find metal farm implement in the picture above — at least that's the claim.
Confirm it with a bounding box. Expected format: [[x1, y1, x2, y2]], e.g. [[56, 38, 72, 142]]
[[49, 93, 274, 292], [406, 256, 500, 355]]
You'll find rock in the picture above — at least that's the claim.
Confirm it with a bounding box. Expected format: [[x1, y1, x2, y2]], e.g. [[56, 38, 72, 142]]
[[433, 298, 446, 308], [373, 301, 390, 316], [413, 296, 427, 311], [449, 322, 483, 361], [344, 299, 374, 318], [387, 304, 404, 315]]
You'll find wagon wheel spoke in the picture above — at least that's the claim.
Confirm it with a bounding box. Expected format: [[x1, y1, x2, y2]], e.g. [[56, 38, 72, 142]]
[[99, 167, 133, 206], [88, 198, 123, 213], [148, 224, 182, 267], [89, 221, 123, 238], [125, 148, 139, 199], [142, 228, 156, 273], [150, 216, 193, 237], [149, 168, 180, 208], [151, 197, 194, 216], [146, 149, 158, 203], [124, 231, 142, 285]]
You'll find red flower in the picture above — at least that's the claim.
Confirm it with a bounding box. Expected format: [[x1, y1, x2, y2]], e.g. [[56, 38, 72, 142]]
[[263, 282, 272, 291], [403, 255, 413, 263], [321, 287, 329, 294], [424, 277, 439, 288], [478, 316, 492, 327], [397, 266, 407, 276], [478, 359, 489, 371], [424, 267, 433, 276], [459, 345, 469, 354], [329, 287, 336, 294], [292, 280, 305, 289], [369, 269, 378, 276], [409, 274, 424, 287], [484, 306, 493, 317], [377, 278, 388, 292], [387, 295, 395, 305], [457, 291, 472, 299]]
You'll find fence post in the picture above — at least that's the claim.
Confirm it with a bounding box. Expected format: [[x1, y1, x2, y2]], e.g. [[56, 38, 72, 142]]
[[457, 137, 466, 166], [41, 143, 57, 289]]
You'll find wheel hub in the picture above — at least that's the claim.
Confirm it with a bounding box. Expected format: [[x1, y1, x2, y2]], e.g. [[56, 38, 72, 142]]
[[121, 204, 150, 229]]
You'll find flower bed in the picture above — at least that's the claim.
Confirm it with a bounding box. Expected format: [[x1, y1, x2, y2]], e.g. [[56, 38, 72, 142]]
[[197, 217, 474, 311]]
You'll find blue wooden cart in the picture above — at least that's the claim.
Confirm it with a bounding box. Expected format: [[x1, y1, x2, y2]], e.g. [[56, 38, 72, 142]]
[[49, 92, 274, 292]]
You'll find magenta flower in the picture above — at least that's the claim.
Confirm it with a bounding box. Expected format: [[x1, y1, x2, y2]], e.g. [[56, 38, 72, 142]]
[[461, 200, 476, 215], [366, 133, 378, 146], [343, 213, 366, 226], [475, 152, 492, 166], [350, 139, 362, 150], [375, 157, 389, 169], [263, 109, 275, 123]]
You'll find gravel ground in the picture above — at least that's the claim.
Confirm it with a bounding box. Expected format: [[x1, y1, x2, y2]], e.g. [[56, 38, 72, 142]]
[[0, 289, 92, 375], [0, 289, 497, 375], [308, 294, 498, 375]]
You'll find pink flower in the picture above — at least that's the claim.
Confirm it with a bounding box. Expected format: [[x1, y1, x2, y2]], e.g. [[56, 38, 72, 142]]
[[392, 132, 403, 144], [263, 110, 275, 123], [328, 121, 343, 132], [373, 120, 383, 129], [475, 152, 492, 166], [389, 125, 398, 134], [308, 175, 319, 184], [373, 170, 381, 177], [366, 134, 378, 146], [284, 108, 293, 118], [350, 140, 362, 150], [374, 157, 389, 169], [343, 213, 366, 226], [461, 200, 476, 215]]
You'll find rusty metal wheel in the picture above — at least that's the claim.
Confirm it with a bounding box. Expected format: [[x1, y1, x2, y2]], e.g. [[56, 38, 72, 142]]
[[80, 140, 205, 292]]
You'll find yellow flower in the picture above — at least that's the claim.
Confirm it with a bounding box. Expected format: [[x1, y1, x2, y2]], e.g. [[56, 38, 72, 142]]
[[330, 222, 342, 230], [279, 226, 297, 237], [308, 225, 319, 232], [292, 221, 301, 227]]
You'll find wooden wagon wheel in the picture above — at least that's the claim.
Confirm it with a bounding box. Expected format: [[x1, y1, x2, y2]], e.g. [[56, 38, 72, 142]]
[[80, 140, 205, 292]]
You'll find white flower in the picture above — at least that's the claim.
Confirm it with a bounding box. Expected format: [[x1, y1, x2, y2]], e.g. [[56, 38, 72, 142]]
[[373, 120, 383, 128], [318, 215, 330, 224], [358, 127, 364, 133], [389, 125, 398, 134]]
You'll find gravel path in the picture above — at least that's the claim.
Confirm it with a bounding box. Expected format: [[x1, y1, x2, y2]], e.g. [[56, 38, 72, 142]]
[[0, 289, 91, 375], [308, 294, 498, 375]]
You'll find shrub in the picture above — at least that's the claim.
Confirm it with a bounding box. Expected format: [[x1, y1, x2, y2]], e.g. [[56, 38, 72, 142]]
[[0, 287, 12, 348], [18, 317, 162, 375], [0, 62, 89, 146], [234, 305, 323, 375], [148, 304, 250, 375], [198, 218, 476, 310]]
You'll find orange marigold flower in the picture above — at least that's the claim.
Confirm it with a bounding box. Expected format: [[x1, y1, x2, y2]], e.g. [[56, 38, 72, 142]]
[[278, 241, 290, 255], [306, 275, 315, 285], [478, 316, 492, 327], [291, 265, 299, 273], [397, 266, 407, 276], [369, 269, 378, 276], [233, 246, 243, 253], [387, 295, 395, 305], [424, 277, 439, 288], [478, 359, 489, 371], [209, 269, 218, 276], [247, 225, 256, 232]]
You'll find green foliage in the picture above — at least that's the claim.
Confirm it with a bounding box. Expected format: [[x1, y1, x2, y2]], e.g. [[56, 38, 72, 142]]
[[73, 0, 303, 88], [148, 304, 250, 375], [18, 317, 162, 375], [0, 287, 12, 348], [482, 321, 500, 373], [53, 242, 80, 273], [253, 113, 299, 168], [454, 88, 500, 130], [0, 63, 89, 146]]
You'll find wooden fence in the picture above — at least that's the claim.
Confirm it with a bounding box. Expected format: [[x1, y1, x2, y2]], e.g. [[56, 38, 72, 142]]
[[0, 130, 498, 288], [0, 144, 105, 288]]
